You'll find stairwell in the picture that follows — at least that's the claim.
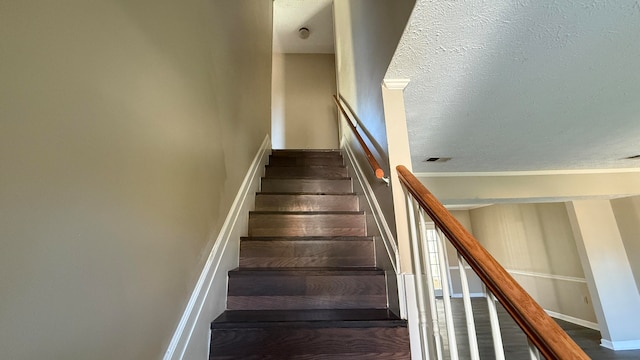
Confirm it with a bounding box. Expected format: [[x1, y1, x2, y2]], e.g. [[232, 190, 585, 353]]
[[210, 149, 411, 359]]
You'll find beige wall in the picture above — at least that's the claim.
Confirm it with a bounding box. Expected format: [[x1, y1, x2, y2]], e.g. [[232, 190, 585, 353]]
[[611, 195, 640, 291], [469, 203, 597, 323], [272, 53, 338, 149], [334, 0, 416, 251], [0, 1, 272, 359]]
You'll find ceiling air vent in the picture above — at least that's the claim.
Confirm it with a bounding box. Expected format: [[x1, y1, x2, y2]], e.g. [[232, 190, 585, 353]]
[[423, 157, 451, 163]]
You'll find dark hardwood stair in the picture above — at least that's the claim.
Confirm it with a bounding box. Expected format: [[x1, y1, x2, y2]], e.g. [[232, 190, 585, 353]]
[[239, 236, 374, 268], [249, 211, 366, 237], [268, 154, 345, 167], [210, 327, 411, 360], [211, 309, 410, 359], [212, 309, 404, 328], [265, 165, 349, 178], [255, 193, 359, 212], [260, 178, 353, 193], [210, 149, 410, 359], [227, 267, 387, 310]]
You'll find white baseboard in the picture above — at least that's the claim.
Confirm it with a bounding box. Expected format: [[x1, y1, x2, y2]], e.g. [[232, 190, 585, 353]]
[[163, 135, 271, 360], [402, 274, 425, 360], [544, 310, 599, 331], [601, 339, 640, 351], [397, 272, 408, 319]]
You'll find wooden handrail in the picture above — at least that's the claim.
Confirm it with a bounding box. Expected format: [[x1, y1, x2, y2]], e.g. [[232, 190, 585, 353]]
[[333, 95, 386, 180], [396, 165, 590, 360]]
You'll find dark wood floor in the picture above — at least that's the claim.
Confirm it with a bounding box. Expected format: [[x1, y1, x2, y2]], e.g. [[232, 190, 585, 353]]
[[434, 298, 640, 359]]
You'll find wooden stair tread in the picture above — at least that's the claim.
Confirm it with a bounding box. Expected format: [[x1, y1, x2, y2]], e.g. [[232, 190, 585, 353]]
[[210, 327, 410, 358], [249, 212, 366, 237], [250, 210, 364, 215], [266, 165, 347, 168], [241, 236, 373, 241], [211, 309, 405, 329], [229, 267, 384, 276], [265, 165, 348, 178], [261, 178, 353, 193], [262, 176, 351, 180], [271, 149, 341, 154], [263, 176, 351, 180], [268, 155, 345, 167], [256, 192, 357, 195], [239, 237, 375, 268]]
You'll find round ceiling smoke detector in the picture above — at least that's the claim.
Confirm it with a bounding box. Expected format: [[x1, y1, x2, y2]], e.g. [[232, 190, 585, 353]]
[[298, 27, 310, 39]]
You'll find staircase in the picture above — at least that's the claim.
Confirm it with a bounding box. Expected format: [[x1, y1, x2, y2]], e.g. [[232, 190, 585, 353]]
[[210, 150, 411, 359]]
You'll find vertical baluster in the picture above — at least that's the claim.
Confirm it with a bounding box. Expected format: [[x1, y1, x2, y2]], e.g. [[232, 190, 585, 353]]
[[434, 228, 459, 360], [418, 209, 444, 360], [486, 290, 506, 360], [406, 194, 432, 360], [457, 254, 480, 360], [528, 339, 541, 360]]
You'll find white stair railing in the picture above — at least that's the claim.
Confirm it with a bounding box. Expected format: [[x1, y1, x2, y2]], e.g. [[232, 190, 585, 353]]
[[397, 165, 589, 360]]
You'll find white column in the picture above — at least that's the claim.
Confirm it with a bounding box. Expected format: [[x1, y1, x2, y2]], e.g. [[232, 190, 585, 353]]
[[381, 78, 412, 272], [566, 200, 640, 350]]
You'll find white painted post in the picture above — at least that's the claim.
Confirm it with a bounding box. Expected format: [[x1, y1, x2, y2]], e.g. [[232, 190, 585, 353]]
[[406, 194, 432, 360], [486, 291, 506, 360], [457, 253, 480, 360], [434, 228, 459, 360], [418, 209, 444, 360]]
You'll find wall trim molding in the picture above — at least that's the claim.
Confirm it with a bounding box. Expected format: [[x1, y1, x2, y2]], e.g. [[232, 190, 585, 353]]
[[601, 339, 640, 351], [163, 135, 271, 360], [382, 78, 410, 90], [506, 269, 587, 283], [415, 168, 640, 178], [343, 140, 399, 272], [544, 310, 599, 331]]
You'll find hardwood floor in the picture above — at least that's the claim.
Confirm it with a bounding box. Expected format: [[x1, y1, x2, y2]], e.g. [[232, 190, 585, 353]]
[[435, 298, 640, 359], [556, 319, 640, 360]]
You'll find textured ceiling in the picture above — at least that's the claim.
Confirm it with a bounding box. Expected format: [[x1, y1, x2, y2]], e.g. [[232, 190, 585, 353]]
[[387, 0, 640, 173], [273, 0, 335, 54]]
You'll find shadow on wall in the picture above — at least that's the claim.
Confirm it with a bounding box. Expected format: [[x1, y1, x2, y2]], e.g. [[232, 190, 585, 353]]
[[336, 0, 416, 169]]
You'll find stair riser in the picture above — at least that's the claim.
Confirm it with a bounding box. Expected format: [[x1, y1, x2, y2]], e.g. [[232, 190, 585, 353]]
[[227, 274, 386, 310], [210, 327, 411, 359], [239, 257, 375, 268], [271, 150, 342, 158], [261, 178, 352, 193], [265, 166, 348, 178], [240, 240, 374, 267], [228, 274, 386, 296], [211, 352, 412, 360], [269, 156, 344, 167], [227, 295, 387, 310], [249, 213, 366, 237], [255, 194, 358, 212]]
